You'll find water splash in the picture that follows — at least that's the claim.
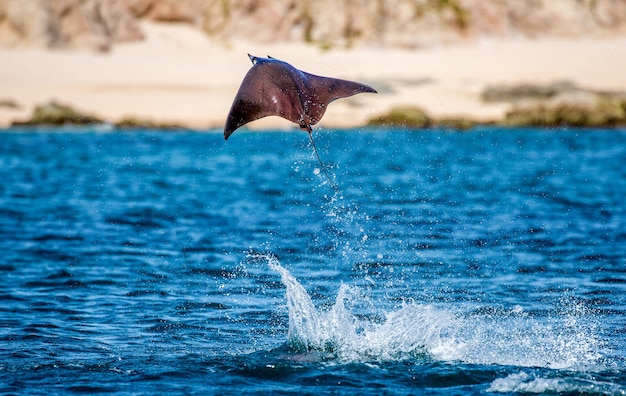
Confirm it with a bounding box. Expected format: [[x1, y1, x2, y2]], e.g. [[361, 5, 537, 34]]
[[452, 305, 604, 370], [253, 253, 604, 368], [263, 252, 457, 363]]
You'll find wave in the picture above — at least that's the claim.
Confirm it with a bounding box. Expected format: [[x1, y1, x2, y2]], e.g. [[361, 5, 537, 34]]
[[254, 253, 605, 369]]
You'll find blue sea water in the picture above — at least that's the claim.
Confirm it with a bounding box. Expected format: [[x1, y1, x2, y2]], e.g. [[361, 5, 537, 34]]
[[0, 126, 625, 395]]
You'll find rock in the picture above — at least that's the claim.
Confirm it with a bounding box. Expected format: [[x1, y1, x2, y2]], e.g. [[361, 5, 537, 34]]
[[124, 0, 200, 23], [12, 100, 103, 126], [367, 106, 480, 130], [434, 117, 476, 130], [0, 98, 20, 109], [367, 106, 431, 128], [115, 117, 159, 128], [114, 116, 184, 129], [2, 0, 626, 50], [0, 0, 143, 51], [587, 97, 626, 126], [484, 81, 626, 127], [461, 0, 626, 38], [0, 0, 50, 48], [502, 92, 626, 127], [199, 0, 626, 48], [481, 81, 579, 103]]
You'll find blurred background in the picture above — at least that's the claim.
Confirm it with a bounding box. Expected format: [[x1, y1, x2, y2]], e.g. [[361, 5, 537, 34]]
[[1, 0, 626, 129]]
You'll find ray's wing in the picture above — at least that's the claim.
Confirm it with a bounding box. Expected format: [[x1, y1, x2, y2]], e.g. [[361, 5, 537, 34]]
[[302, 73, 377, 126], [224, 60, 306, 140]]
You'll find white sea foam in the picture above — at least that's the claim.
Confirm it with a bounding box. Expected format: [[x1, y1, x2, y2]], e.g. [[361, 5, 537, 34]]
[[258, 253, 604, 368], [488, 371, 625, 394], [488, 372, 573, 393]]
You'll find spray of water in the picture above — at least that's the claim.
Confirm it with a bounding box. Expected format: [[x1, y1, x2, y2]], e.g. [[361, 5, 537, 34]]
[[251, 252, 604, 369]]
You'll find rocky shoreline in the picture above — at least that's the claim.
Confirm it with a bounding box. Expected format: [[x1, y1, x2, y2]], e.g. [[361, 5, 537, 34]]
[[8, 80, 626, 131], [2, 2, 626, 130], [8, 101, 187, 130], [370, 81, 626, 129], [2, 20, 626, 131]]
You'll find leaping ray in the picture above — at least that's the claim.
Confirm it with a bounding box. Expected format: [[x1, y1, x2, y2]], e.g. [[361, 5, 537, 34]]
[[224, 54, 377, 190]]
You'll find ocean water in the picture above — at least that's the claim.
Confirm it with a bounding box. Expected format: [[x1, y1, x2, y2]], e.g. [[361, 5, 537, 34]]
[[0, 126, 625, 395]]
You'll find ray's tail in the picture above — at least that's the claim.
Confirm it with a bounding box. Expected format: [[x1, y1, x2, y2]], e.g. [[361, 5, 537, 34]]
[[307, 130, 339, 193]]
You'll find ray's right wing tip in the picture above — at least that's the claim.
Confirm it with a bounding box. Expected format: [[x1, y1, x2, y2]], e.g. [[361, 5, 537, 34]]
[[363, 84, 377, 94]]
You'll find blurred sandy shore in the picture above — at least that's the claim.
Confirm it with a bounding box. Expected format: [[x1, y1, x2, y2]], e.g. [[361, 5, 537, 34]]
[[1, 21, 626, 130]]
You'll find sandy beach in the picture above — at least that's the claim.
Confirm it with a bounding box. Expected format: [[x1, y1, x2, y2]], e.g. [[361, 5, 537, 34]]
[[1, 21, 626, 129]]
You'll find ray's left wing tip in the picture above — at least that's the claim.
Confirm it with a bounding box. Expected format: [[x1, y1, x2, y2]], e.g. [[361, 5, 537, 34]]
[[223, 122, 236, 140]]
